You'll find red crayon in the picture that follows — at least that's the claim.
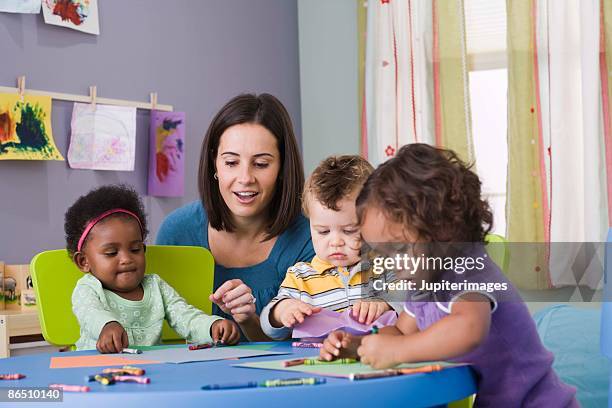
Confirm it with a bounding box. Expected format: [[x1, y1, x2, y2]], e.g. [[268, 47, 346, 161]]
[[188, 343, 214, 350], [49, 384, 90, 392], [283, 358, 306, 367], [0, 374, 25, 380]]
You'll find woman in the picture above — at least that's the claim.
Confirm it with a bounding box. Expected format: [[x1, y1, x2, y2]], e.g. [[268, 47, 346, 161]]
[[156, 93, 315, 340]]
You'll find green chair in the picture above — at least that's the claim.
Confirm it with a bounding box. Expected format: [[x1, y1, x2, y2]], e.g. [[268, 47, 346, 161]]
[[485, 233, 509, 273], [30, 245, 214, 348], [449, 233, 509, 408]]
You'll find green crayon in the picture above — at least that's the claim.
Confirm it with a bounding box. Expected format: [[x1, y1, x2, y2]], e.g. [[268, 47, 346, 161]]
[[261, 377, 326, 387], [302, 358, 358, 365]]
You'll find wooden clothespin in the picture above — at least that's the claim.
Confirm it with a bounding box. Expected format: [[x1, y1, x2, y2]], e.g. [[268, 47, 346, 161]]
[[17, 76, 26, 101], [150, 92, 158, 111], [89, 85, 97, 110]]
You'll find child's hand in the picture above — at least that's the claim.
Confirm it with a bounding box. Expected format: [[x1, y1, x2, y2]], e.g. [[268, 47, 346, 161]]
[[357, 334, 401, 369], [97, 321, 128, 354], [352, 301, 392, 325], [272, 299, 321, 328], [211, 319, 240, 345], [320, 330, 361, 361]]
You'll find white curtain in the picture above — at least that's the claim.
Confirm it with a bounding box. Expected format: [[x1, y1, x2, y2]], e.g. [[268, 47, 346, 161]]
[[536, 0, 608, 288], [364, 0, 434, 167]]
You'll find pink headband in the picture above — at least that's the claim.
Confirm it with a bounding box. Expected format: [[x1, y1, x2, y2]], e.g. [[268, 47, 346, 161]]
[[77, 209, 143, 252]]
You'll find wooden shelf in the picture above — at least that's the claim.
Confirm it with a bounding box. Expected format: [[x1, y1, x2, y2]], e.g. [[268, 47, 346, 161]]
[[0, 310, 41, 358]]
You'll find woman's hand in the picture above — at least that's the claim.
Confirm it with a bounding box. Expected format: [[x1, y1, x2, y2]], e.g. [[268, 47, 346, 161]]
[[97, 321, 128, 354], [211, 319, 241, 345], [319, 330, 361, 361], [209, 279, 257, 323], [351, 301, 392, 325]]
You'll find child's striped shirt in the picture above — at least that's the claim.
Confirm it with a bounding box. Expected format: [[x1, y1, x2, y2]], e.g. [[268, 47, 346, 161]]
[[260, 256, 390, 340]]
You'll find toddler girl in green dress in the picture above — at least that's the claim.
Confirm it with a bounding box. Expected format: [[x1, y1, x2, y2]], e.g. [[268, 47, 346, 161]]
[[65, 184, 239, 353]]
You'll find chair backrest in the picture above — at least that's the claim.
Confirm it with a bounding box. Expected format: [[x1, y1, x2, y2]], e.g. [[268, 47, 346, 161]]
[[30, 245, 214, 347], [485, 233, 509, 273]]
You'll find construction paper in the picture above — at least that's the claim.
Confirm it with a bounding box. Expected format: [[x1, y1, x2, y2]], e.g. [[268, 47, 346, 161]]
[[292, 308, 398, 338], [235, 358, 462, 378], [50, 354, 159, 369], [125, 346, 289, 364], [147, 110, 185, 197]]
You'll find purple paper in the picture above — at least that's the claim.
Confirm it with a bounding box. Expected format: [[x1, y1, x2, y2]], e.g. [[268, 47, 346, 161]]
[[292, 308, 398, 339], [147, 111, 185, 197]]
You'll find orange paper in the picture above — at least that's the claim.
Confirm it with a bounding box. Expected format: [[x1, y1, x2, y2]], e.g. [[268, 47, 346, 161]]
[[50, 355, 160, 369]]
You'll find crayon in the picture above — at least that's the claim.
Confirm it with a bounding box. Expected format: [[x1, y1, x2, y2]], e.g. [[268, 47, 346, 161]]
[[349, 365, 443, 381], [291, 342, 323, 348], [102, 366, 145, 376], [349, 370, 401, 381], [113, 375, 151, 384], [188, 343, 214, 350], [261, 377, 326, 387], [0, 374, 25, 380], [283, 358, 306, 367], [121, 348, 142, 354], [396, 364, 442, 375], [302, 358, 358, 365], [90, 374, 115, 385], [49, 384, 90, 392], [202, 381, 258, 390], [96, 374, 115, 385]]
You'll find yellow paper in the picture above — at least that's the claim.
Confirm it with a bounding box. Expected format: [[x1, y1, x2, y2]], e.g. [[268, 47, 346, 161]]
[[0, 94, 64, 161]]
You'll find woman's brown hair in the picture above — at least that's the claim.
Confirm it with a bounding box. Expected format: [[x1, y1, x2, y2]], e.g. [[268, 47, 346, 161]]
[[356, 143, 492, 243], [198, 93, 304, 240]]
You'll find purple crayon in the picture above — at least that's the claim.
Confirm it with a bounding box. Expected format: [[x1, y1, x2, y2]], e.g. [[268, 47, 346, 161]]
[[292, 342, 323, 349]]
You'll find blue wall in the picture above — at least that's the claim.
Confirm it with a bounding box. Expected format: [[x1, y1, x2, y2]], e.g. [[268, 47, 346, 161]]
[[0, 0, 301, 263]]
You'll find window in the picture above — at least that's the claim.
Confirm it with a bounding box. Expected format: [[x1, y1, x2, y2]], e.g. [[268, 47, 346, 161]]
[[465, 0, 507, 235]]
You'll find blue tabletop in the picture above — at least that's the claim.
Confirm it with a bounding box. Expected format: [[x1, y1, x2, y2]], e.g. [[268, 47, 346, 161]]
[[0, 342, 476, 408]]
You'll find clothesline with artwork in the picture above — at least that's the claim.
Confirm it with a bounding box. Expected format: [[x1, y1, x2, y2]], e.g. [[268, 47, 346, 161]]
[[0, 92, 186, 197], [0, 0, 100, 35]]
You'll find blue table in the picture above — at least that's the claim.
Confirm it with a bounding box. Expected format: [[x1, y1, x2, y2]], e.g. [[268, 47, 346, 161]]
[[0, 342, 476, 407]]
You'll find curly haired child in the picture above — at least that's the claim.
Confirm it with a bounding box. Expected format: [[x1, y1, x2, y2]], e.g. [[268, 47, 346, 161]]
[[320, 144, 577, 407]]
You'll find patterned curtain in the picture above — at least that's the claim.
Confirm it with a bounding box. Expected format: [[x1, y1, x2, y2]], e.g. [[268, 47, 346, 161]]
[[506, 0, 610, 290], [360, 0, 473, 167]]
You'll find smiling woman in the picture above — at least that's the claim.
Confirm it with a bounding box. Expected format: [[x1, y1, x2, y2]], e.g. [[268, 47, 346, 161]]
[[156, 94, 315, 341]]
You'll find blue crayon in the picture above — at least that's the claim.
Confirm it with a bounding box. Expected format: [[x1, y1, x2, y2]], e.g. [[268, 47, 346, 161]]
[[202, 381, 258, 390]]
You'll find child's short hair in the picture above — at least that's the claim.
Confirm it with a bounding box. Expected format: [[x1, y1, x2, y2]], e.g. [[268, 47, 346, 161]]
[[356, 144, 492, 242], [65, 184, 148, 257], [303, 155, 374, 216]]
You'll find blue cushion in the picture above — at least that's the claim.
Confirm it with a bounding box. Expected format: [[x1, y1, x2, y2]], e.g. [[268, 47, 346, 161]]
[[533, 305, 609, 408]]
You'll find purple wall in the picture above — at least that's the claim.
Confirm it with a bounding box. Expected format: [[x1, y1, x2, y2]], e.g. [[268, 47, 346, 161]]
[[0, 0, 301, 263]]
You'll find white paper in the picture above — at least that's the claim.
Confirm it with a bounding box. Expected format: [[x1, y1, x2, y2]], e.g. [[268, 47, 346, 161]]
[[0, 0, 41, 13], [68, 102, 136, 171], [42, 0, 99, 35], [120, 347, 289, 364]]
